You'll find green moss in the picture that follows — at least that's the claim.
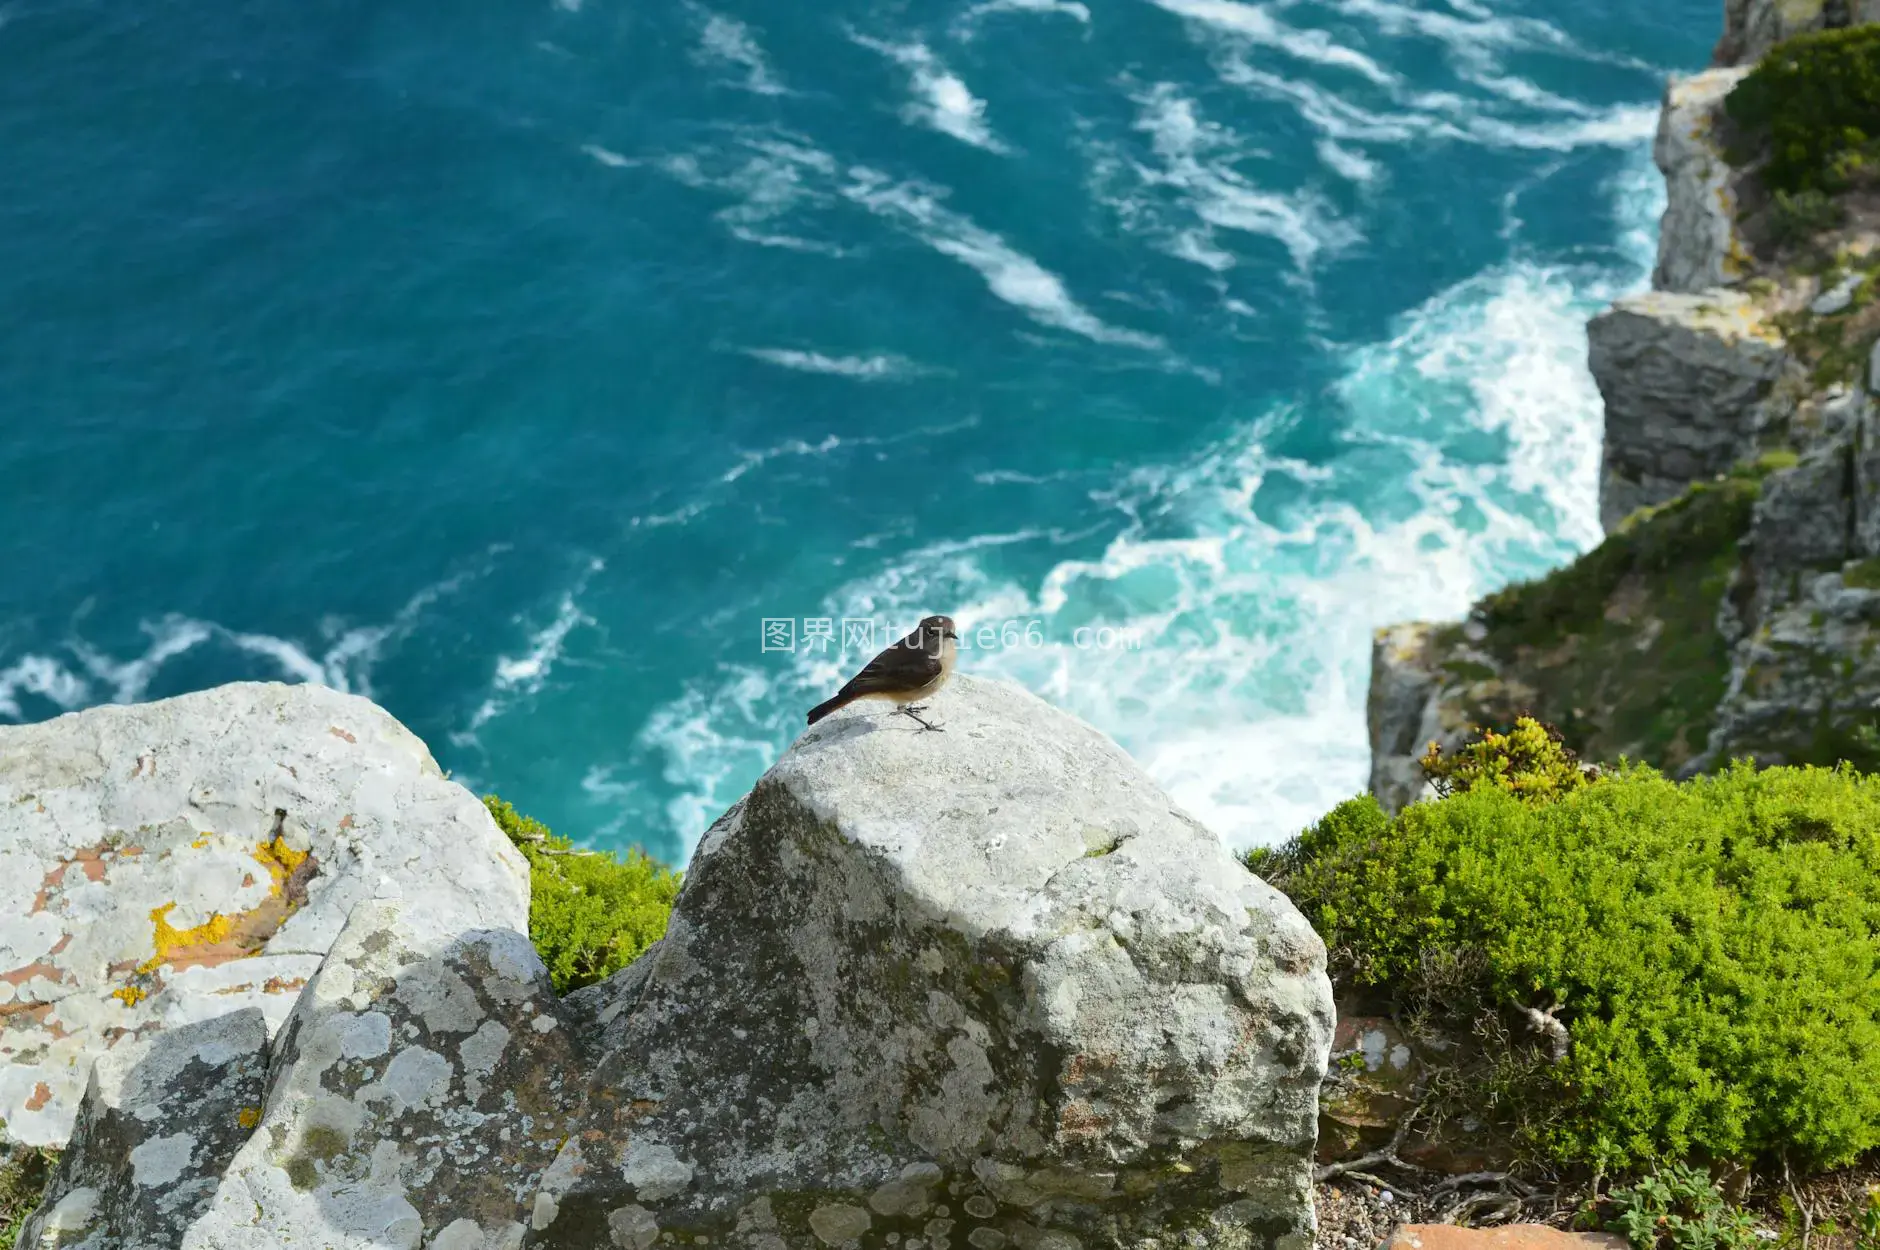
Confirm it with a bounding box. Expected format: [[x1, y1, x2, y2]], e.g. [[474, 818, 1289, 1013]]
[[1439, 659, 1499, 684], [1464, 459, 1781, 771], [1261, 763, 1880, 1171], [1844, 557, 1880, 589], [0, 1147, 58, 1250], [1726, 25, 1880, 196], [484, 796, 682, 994]]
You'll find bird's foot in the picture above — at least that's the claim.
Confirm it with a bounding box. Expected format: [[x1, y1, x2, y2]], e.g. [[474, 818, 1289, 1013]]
[[896, 705, 944, 732]]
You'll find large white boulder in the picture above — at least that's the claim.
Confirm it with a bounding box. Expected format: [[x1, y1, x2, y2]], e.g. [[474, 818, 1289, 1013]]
[[0, 682, 528, 1148]]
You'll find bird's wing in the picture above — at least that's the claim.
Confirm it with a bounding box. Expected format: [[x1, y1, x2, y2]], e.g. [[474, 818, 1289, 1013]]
[[834, 642, 942, 700]]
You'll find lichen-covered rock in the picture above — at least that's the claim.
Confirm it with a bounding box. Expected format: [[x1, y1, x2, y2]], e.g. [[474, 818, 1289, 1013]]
[[1365, 623, 1487, 814], [1744, 448, 1853, 577], [175, 901, 583, 1250], [1688, 568, 1880, 774], [22, 676, 1332, 1248], [0, 682, 528, 1148], [1715, 0, 1880, 66], [550, 673, 1334, 1250], [1652, 68, 1754, 293], [1589, 290, 1789, 530], [15, 1009, 270, 1249]]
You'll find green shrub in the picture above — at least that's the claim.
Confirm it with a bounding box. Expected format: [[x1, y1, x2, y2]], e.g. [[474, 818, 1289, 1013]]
[[1265, 763, 1880, 1170], [1726, 25, 1880, 195], [0, 1147, 57, 1250], [484, 796, 682, 994], [1605, 1163, 1762, 1250], [1766, 188, 1846, 249], [1420, 717, 1599, 805]]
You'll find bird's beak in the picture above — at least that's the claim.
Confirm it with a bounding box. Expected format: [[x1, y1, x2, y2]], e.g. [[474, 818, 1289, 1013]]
[[945, 629, 958, 640]]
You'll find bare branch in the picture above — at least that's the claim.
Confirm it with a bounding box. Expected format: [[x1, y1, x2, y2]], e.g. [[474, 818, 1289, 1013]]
[[1315, 1103, 1436, 1183]]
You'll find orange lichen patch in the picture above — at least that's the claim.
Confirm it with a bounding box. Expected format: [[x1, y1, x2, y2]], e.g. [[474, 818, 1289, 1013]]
[[1062, 1052, 1117, 1088], [1056, 1102, 1110, 1140], [237, 1105, 262, 1129], [0, 1002, 60, 1031], [23, 1082, 52, 1112], [112, 985, 147, 1007], [329, 726, 357, 743], [190, 832, 214, 849], [338, 814, 355, 830], [0, 961, 66, 989], [262, 976, 307, 995], [137, 842, 320, 975]]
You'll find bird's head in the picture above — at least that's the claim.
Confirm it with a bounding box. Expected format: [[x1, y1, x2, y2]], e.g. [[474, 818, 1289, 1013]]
[[920, 614, 958, 643]]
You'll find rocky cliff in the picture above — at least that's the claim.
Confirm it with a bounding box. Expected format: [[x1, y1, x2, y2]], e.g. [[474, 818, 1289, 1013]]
[[1369, 0, 1880, 809], [9, 677, 1332, 1249]]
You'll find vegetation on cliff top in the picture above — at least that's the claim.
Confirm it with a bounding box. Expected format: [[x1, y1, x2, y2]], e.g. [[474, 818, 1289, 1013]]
[[1252, 722, 1880, 1173], [483, 796, 681, 993], [0, 1147, 56, 1250], [1726, 24, 1880, 197], [1447, 456, 1788, 773]]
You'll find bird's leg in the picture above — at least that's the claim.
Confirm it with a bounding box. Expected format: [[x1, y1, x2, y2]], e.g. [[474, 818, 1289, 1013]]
[[896, 705, 944, 732]]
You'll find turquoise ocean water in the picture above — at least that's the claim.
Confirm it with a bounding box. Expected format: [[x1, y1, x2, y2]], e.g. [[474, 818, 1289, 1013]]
[[1, 0, 1718, 862]]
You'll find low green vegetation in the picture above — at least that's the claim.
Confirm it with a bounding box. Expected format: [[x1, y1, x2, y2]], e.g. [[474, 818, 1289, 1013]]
[[1604, 1163, 1761, 1250], [1766, 188, 1846, 251], [0, 1147, 57, 1250], [484, 796, 681, 994], [1419, 717, 1597, 805], [1457, 456, 1787, 772], [1252, 723, 1880, 1172], [1726, 25, 1880, 196], [1771, 254, 1880, 388]]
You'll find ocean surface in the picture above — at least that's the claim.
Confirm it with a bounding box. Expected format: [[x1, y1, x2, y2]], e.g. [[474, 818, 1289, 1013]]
[[1, 0, 1718, 862]]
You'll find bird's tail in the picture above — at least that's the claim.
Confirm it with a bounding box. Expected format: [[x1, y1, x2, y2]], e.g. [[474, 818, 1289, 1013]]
[[807, 693, 850, 725]]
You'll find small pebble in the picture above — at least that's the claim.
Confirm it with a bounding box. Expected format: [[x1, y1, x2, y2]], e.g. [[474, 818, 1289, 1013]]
[[1813, 272, 1866, 316], [1379, 1192, 1394, 1205]]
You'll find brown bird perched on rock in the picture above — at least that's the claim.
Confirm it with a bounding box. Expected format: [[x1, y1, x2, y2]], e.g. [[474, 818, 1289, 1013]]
[[807, 615, 959, 731]]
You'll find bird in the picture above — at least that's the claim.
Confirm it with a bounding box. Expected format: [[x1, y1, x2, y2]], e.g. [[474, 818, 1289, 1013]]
[[807, 614, 959, 731]]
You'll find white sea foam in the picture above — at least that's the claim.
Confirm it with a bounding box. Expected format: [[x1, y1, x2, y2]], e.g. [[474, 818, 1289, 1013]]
[[636, 147, 1665, 855], [659, 134, 849, 255], [1315, 138, 1380, 184], [467, 558, 606, 732], [1146, 0, 1397, 86], [0, 567, 481, 723], [0, 653, 93, 720], [1112, 83, 1362, 270], [844, 169, 1165, 350], [850, 35, 1008, 153], [742, 348, 925, 379], [956, 0, 1093, 38], [721, 435, 844, 484], [694, 10, 787, 95], [581, 144, 633, 168]]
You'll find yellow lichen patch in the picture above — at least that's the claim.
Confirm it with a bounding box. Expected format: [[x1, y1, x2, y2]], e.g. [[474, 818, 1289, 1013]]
[[151, 902, 236, 959], [253, 836, 310, 899], [238, 1106, 262, 1129], [189, 832, 214, 849], [112, 985, 147, 1007]]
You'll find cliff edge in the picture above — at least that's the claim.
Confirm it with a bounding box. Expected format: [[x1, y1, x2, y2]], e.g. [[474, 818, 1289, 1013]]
[[1370, 0, 1880, 808], [11, 675, 1333, 1249]]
